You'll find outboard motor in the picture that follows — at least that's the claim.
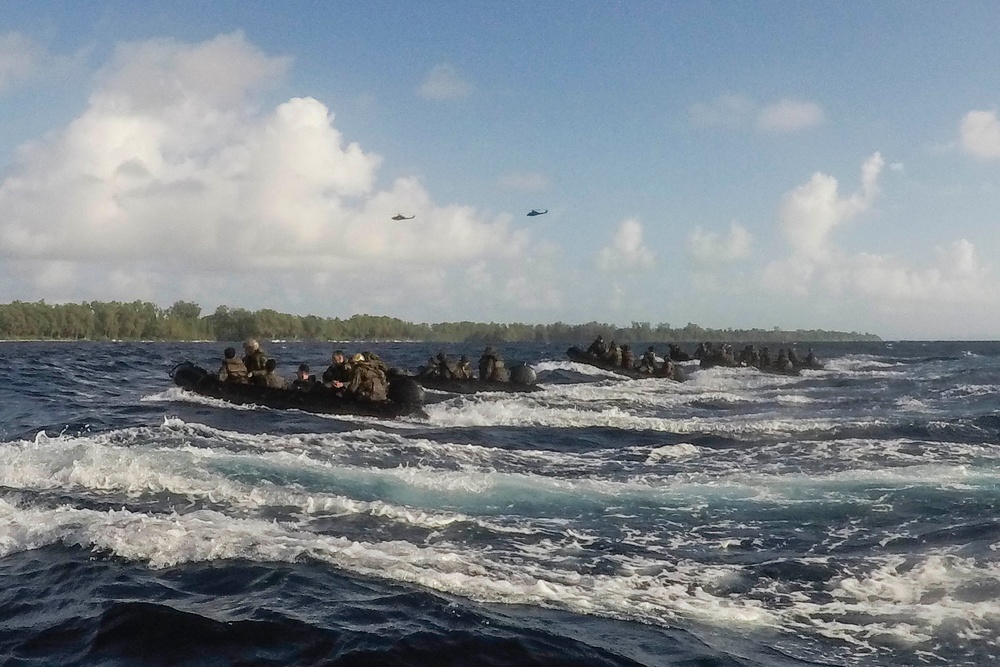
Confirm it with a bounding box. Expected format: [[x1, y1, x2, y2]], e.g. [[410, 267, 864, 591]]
[[509, 364, 537, 386], [387, 376, 426, 405]]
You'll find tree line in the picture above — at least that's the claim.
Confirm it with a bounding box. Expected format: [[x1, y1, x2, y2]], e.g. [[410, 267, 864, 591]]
[[0, 300, 881, 343]]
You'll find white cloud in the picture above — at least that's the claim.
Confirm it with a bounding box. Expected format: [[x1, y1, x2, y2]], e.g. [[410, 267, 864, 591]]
[[688, 94, 754, 127], [687, 222, 751, 264], [757, 99, 825, 133], [960, 109, 1000, 159], [595, 218, 654, 271], [778, 152, 883, 260], [418, 63, 472, 100], [762, 153, 1000, 325], [0, 32, 45, 91], [498, 171, 550, 192], [822, 239, 992, 304], [690, 94, 824, 133], [0, 33, 555, 317]]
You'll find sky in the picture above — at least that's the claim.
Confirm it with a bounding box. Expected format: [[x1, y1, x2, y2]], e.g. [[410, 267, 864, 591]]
[[3, 2, 1000, 339]]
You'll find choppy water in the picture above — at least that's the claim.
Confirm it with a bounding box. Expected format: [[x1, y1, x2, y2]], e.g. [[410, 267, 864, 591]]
[[2, 340, 999, 666]]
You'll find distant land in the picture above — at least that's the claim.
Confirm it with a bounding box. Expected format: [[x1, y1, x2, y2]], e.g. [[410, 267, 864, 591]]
[[0, 300, 881, 344]]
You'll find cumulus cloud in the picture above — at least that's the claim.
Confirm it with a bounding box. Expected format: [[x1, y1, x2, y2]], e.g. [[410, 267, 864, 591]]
[[779, 152, 884, 260], [595, 218, 654, 271], [960, 109, 1000, 159], [690, 94, 824, 133], [0, 33, 553, 317], [418, 63, 472, 100], [757, 99, 825, 133], [498, 171, 549, 192], [687, 222, 751, 264], [763, 153, 999, 323], [0, 32, 46, 91]]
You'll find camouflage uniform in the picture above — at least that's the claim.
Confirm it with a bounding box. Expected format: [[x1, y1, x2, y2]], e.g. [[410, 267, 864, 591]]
[[346, 360, 388, 402], [219, 357, 249, 383], [243, 348, 268, 374]]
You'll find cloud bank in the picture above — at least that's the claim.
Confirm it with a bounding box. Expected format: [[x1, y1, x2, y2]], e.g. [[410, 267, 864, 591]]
[[762, 152, 999, 329], [0, 33, 546, 318]]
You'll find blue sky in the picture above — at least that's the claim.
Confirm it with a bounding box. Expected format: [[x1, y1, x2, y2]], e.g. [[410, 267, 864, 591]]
[[3, 2, 1000, 338]]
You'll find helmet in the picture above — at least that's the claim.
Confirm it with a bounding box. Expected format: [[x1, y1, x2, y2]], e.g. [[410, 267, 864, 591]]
[[351, 353, 365, 363]]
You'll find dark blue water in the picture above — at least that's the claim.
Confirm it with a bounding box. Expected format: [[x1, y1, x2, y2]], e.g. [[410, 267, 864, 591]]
[[2, 340, 999, 666]]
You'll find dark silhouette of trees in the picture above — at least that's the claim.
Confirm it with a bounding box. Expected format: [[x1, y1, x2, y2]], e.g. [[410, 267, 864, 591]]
[[0, 300, 881, 343]]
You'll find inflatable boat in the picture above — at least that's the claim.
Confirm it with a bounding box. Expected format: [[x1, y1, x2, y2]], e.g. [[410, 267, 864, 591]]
[[170, 362, 428, 419]]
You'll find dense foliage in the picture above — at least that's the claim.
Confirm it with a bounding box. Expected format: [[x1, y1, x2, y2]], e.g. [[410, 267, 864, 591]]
[[0, 300, 881, 343]]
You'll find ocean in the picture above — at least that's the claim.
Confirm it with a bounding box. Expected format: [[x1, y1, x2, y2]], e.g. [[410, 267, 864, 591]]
[[1, 340, 998, 666]]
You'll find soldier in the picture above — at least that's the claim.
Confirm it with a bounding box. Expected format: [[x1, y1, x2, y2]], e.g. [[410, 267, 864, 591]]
[[638, 346, 657, 374], [621, 344, 635, 369], [255, 358, 286, 389], [242, 339, 268, 375], [218, 347, 249, 383], [345, 353, 388, 402], [479, 346, 498, 381], [586, 335, 608, 357], [479, 346, 509, 382], [455, 355, 473, 379], [323, 349, 351, 389], [291, 363, 318, 390]]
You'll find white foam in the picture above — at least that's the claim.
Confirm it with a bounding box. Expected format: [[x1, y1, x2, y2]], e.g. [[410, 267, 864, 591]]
[[143, 386, 257, 411], [646, 443, 700, 463], [534, 360, 626, 378]]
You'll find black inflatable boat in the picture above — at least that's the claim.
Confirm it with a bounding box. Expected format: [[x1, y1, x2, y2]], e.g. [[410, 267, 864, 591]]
[[566, 346, 684, 381], [170, 362, 428, 419]]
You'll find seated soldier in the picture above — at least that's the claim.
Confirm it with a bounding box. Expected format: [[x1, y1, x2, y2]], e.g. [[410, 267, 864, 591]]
[[435, 351, 458, 379], [455, 355, 473, 379], [243, 339, 268, 375], [657, 357, 677, 380], [586, 335, 607, 357], [775, 349, 793, 372], [345, 353, 388, 402], [417, 356, 440, 377], [218, 347, 249, 383], [291, 363, 318, 390], [478, 346, 509, 382], [478, 346, 498, 381], [621, 344, 635, 369], [607, 341, 623, 365], [363, 350, 390, 374], [254, 358, 286, 389], [638, 346, 657, 374], [322, 349, 351, 389]]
